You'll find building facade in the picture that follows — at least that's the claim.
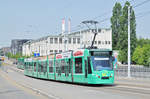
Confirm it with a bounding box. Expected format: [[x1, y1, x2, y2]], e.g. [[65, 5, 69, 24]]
[[22, 28, 112, 56], [11, 39, 31, 55], [0, 47, 10, 56]]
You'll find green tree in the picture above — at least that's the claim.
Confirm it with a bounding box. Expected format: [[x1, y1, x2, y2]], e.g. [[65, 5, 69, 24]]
[[115, 1, 137, 63], [137, 38, 150, 47], [111, 2, 122, 50], [132, 46, 143, 64], [132, 44, 150, 66]]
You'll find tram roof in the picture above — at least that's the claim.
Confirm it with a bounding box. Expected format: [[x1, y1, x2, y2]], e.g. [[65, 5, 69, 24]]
[[89, 49, 112, 52]]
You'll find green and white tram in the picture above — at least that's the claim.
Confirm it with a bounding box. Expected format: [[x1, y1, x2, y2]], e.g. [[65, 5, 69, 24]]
[[24, 48, 115, 84]]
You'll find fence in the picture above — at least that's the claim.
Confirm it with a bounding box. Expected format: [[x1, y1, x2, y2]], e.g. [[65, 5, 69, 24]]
[[115, 65, 150, 78]]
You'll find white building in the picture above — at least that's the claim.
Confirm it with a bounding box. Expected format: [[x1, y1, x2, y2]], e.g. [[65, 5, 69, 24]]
[[22, 28, 112, 56]]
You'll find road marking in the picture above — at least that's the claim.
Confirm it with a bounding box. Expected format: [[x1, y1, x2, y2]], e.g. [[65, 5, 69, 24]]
[[0, 69, 61, 99], [0, 69, 49, 99], [116, 85, 150, 91]]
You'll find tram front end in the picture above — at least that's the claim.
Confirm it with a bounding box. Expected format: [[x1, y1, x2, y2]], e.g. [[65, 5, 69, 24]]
[[88, 50, 114, 84]]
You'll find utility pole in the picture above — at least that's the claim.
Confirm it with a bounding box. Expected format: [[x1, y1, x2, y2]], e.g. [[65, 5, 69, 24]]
[[82, 20, 98, 49], [128, 5, 131, 78], [77, 25, 82, 48]]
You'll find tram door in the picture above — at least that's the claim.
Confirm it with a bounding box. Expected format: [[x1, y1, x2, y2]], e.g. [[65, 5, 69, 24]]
[[65, 59, 72, 82], [85, 59, 88, 78], [73, 57, 88, 83], [84, 57, 92, 83]]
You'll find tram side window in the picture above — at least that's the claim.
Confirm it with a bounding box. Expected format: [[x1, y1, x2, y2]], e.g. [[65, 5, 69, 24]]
[[49, 60, 53, 73], [41, 62, 44, 72], [38, 62, 41, 72], [68, 59, 71, 73], [29, 62, 32, 71], [44, 61, 47, 73], [61, 60, 65, 73], [75, 58, 82, 73], [34, 62, 36, 72], [24, 62, 27, 69], [88, 58, 92, 74], [55, 60, 59, 73]]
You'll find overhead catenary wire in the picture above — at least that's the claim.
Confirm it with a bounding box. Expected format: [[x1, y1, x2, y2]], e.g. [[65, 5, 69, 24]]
[[133, 0, 150, 8], [63, 0, 150, 34]]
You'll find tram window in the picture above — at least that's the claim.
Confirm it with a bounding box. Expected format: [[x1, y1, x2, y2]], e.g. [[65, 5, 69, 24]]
[[29, 62, 33, 71], [55, 60, 59, 73], [44, 61, 47, 73], [34, 62, 36, 72], [38, 62, 40, 72], [61, 60, 65, 73], [75, 58, 82, 73], [68, 59, 71, 73], [41, 62, 44, 72], [49, 60, 53, 73], [88, 58, 92, 74]]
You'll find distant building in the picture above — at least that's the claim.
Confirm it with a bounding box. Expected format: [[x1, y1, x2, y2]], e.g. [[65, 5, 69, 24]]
[[22, 28, 112, 56], [0, 47, 10, 56], [11, 39, 31, 55]]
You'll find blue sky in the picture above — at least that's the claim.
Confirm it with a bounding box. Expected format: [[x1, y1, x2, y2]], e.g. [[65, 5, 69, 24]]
[[0, 0, 150, 48]]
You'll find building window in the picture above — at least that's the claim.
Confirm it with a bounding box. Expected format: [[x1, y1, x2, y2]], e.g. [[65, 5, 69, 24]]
[[108, 41, 111, 44], [59, 38, 62, 44], [54, 50, 57, 53], [59, 50, 62, 53], [95, 41, 97, 44], [77, 38, 80, 44], [50, 50, 53, 53], [54, 38, 58, 44], [73, 38, 76, 44], [98, 29, 101, 33], [50, 38, 53, 44], [69, 38, 71, 44], [102, 41, 104, 44], [98, 41, 101, 44]]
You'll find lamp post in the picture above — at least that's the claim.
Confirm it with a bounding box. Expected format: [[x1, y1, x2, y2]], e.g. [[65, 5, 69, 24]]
[[128, 5, 131, 78]]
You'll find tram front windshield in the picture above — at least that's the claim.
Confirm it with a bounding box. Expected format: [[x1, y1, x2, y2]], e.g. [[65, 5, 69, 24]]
[[90, 51, 112, 71]]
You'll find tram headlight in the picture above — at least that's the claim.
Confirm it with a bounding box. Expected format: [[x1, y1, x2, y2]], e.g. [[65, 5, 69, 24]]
[[96, 74, 100, 78], [110, 73, 113, 77]]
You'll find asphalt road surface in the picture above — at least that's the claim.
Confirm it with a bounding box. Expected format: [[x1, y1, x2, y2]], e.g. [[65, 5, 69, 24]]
[[0, 66, 49, 99], [1, 62, 150, 99]]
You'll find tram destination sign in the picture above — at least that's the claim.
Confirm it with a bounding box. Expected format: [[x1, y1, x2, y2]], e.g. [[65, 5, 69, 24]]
[[56, 52, 71, 59]]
